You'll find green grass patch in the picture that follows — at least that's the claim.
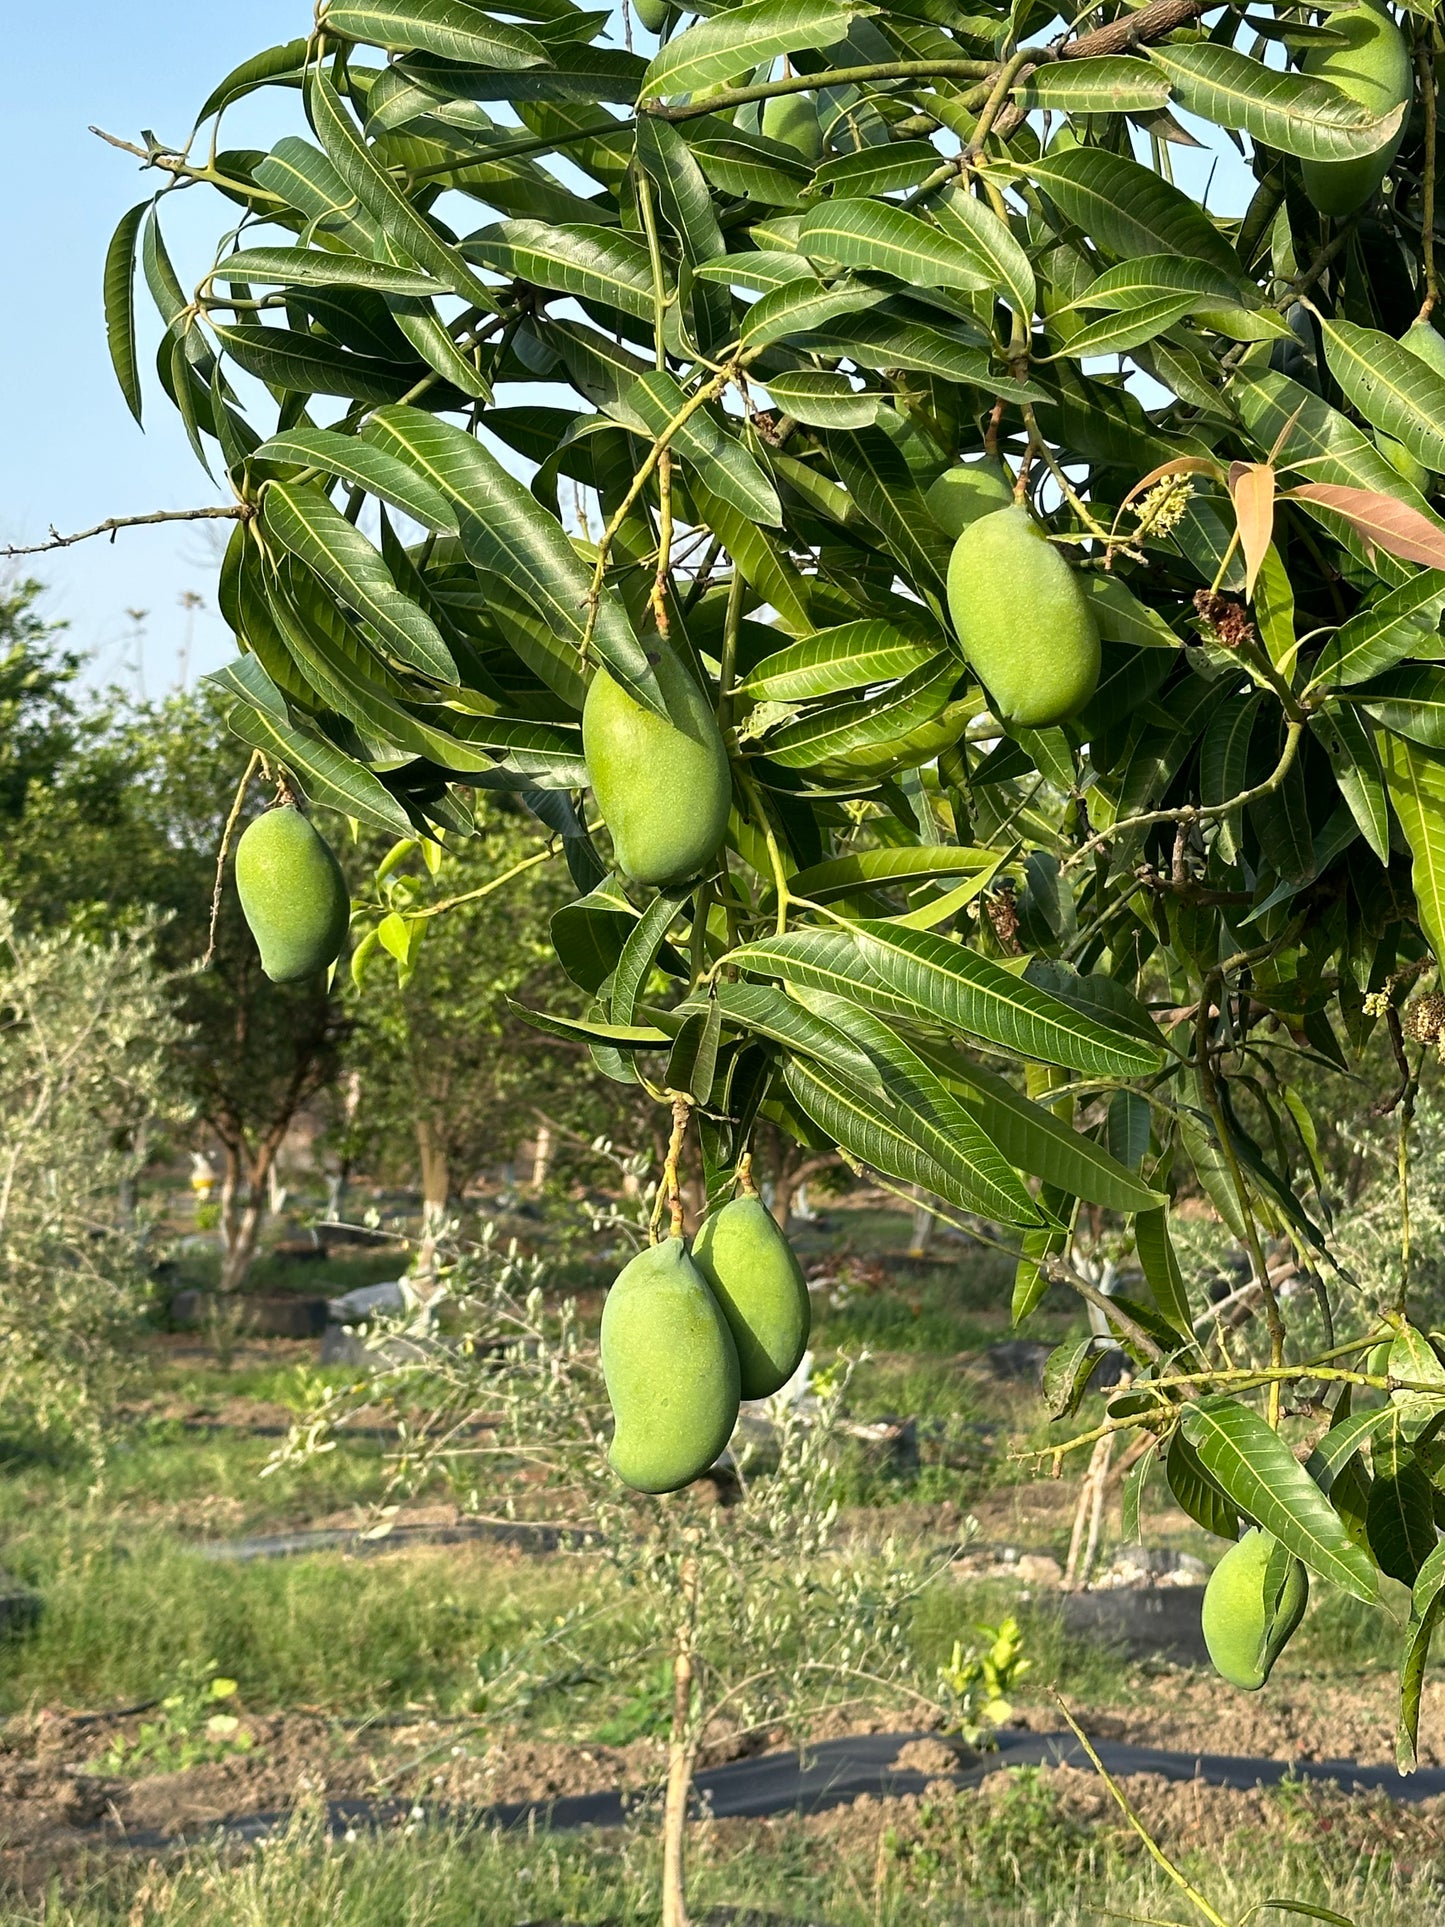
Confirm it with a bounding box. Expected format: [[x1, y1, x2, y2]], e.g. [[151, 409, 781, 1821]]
[[14, 1782, 1445, 1927]]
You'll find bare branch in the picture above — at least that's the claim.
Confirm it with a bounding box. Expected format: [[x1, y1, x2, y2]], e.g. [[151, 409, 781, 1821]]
[[2, 505, 247, 560]]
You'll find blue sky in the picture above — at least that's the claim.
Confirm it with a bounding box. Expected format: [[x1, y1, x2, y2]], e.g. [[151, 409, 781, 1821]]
[[0, 2, 303, 695], [1, 4, 1253, 697]]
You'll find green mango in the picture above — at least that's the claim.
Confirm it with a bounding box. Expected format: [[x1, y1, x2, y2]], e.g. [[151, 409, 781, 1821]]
[[632, 0, 670, 30], [925, 459, 1014, 539], [1401, 316, 1445, 379], [1301, 2, 1411, 216], [601, 1237, 741, 1493], [583, 647, 732, 885], [235, 806, 350, 983], [946, 505, 1100, 727], [1378, 431, 1432, 493], [1201, 1528, 1309, 1691], [692, 1196, 811, 1399], [760, 92, 824, 164]]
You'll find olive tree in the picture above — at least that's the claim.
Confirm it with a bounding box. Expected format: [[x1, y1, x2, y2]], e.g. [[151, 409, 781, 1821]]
[[26, 0, 1445, 1829]]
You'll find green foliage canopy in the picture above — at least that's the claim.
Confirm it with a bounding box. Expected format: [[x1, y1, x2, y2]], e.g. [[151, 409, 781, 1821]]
[[100, 0, 1445, 1751]]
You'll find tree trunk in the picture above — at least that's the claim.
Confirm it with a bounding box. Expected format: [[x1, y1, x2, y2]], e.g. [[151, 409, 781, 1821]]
[[324, 1168, 349, 1223], [908, 1187, 936, 1258], [529, 1119, 553, 1191], [661, 1562, 698, 1927], [219, 1194, 265, 1293], [770, 1154, 837, 1231], [415, 1116, 450, 1290]]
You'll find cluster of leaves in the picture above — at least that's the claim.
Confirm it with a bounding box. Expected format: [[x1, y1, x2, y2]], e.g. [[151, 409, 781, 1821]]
[[0, 902, 182, 1454], [102, 0, 1445, 1751]]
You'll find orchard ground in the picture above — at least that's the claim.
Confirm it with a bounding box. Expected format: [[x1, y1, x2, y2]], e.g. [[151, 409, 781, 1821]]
[[2, 1188, 1444, 1925]]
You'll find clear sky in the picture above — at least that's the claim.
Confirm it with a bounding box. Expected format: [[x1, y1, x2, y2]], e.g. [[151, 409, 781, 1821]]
[[0, 2, 306, 696], [0, 5, 1252, 697]]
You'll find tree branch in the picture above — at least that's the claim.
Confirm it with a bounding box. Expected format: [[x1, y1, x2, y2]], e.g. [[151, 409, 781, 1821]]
[[2, 505, 247, 559], [1058, 0, 1210, 60]]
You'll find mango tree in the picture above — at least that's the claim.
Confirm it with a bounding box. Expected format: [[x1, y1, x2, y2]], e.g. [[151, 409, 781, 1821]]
[[31, 0, 1445, 1904]]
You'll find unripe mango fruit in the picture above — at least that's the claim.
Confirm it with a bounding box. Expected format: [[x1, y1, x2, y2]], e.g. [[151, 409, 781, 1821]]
[[925, 459, 1014, 539], [235, 806, 350, 983], [601, 1237, 741, 1493], [1401, 317, 1445, 379], [1301, 2, 1411, 216], [760, 92, 824, 164], [583, 649, 732, 886], [1201, 1528, 1309, 1691], [632, 0, 670, 30], [692, 1196, 811, 1399], [946, 505, 1100, 727]]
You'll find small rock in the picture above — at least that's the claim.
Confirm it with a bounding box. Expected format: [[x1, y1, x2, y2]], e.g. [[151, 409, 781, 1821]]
[[891, 1736, 966, 1776], [1016, 1553, 1064, 1587]]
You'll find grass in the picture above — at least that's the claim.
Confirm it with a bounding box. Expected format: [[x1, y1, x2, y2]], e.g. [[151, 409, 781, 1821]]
[[0, 1535, 592, 1719], [14, 1778, 1445, 1926]]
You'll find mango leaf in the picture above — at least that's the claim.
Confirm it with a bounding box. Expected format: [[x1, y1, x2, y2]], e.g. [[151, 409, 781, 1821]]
[[690, 480, 813, 633], [1072, 254, 1245, 312], [932, 186, 1036, 320], [194, 37, 310, 124], [849, 921, 1164, 1079], [216, 244, 442, 295], [667, 998, 722, 1104], [317, 0, 548, 67], [1399, 1538, 1445, 1770], [1389, 1325, 1445, 1441], [209, 660, 417, 834], [1081, 574, 1181, 650], [813, 140, 943, 197], [1230, 462, 1276, 600], [763, 370, 880, 429], [780, 1051, 1037, 1225], [1179, 1397, 1378, 1600], [551, 880, 641, 992], [789, 845, 998, 903], [823, 425, 953, 595], [260, 482, 458, 683], [1378, 730, 1445, 962], [641, 0, 863, 99], [1366, 1451, 1438, 1587], [255, 427, 459, 532], [211, 321, 419, 404], [463, 220, 658, 321], [1017, 56, 1172, 115], [1359, 664, 1445, 749], [762, 655, 959, 767], [1147, 42, 1408, 161], [1308, 572, 1445, 689], [1304, 1406, 1393, 1493], [1319, 318, 1445, 474], [742, 621, 936, 701], [799, 197, 994, 295], [936, 1052, 1166, 1212], [741, 275, 887, 350], [104, 202, 146, 426], [1134, 1207, 1191, 1338], [1026, 146, 1240, 279], [790, 988, 1044, 1225], [1309, 706, 1390, 863], [611, 886, 691, 1026], [1165, 1428, 1239, 1541], [1285, 484, 1445, 570], [363, 406, 651, 713], [508, 1003, 670, 1049], [617, 369, 781, 526], [306, 67, 496, 310]]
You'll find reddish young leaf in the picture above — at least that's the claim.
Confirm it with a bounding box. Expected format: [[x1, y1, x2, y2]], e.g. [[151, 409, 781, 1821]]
[[1229, 460, 1276, 598], [1284, 484, 1445, 569]]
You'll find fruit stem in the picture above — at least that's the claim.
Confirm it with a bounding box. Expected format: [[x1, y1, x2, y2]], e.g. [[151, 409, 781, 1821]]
[[736, 1150, 758, 1198], [202, 750, 263, 970], [1416, 25, 1439, 322], [651, 1095, 692, 1244]]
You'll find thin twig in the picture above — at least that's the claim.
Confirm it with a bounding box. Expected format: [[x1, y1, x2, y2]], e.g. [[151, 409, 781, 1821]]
[[203, 752, 263, 969], [3, 505, 246, 559]]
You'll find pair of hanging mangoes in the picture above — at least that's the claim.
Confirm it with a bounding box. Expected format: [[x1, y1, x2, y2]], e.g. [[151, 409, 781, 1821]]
[[583, 460, 1099, 889], [601, 1195, 812, 1493]]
